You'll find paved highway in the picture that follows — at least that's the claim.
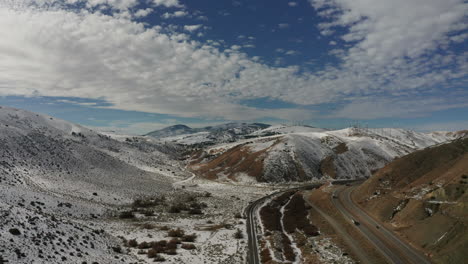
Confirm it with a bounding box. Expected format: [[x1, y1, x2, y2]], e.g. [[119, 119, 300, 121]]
[[333, 185, 432, 264]]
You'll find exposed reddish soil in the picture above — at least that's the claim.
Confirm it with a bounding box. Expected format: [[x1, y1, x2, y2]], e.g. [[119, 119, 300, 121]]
[[319, 156, 336, 178], [190, 138, 282, 181]]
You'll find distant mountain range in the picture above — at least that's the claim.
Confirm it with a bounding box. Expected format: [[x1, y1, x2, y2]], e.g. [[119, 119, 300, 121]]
[[146, 123, 271, 144]]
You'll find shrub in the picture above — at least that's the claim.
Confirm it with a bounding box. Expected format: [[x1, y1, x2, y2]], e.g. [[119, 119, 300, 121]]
[[151, 240, 167, 253], [118, 211, 135, 219], [147, 249, 158, 258], [181, 243, 196, 250], [166, 240, 178, 250], [168, 206, 181, 213], [137, 249, 146, 255], [165, 248, 177, 255], [111, 246, 122, 253], [138, 241, 151, 249], [234, 213, 242, 219], [132, 197, 164, 208], [141, 210, 155, 217], [127, 239, 138, 247], [168, 203, 187, 213], [190, 202, 201, 209], [234, 229, 244, 239], [188, 208, 203, 215], [169, 238, 181, 244], [168, 228, 185, 237], [182, 234, 197, 242], [141, 223, 155, 229]]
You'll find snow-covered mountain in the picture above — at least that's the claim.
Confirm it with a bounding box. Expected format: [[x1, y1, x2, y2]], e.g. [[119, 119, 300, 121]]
[[146, 122, 270, 145], [190, 126, 461, 182], [0, 106, 187, 263], [249, 124, 327, 136], [146, 124, 199, 138]]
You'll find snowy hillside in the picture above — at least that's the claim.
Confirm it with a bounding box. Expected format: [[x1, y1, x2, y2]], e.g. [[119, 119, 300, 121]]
[[146, 124, 199, 138], [147, 122, 270, 145], [250, 124, 327, 136], [190, 127, 460, 182], [0, 106, 279, 264], [0, 106, 189, 263]]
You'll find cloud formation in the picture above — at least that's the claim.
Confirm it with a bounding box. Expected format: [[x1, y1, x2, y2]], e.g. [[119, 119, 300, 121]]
[[0, 0, 466, 122]]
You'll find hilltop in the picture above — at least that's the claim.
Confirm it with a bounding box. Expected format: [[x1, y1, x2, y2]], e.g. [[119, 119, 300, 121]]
[[146, 123, 270, 145]]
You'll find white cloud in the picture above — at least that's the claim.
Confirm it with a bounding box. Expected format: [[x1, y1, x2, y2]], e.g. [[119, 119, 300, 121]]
[[310, 0, 467, 61], [134, 8, 153, 18], [183, 24, 202, 32], [161, 10, 188, 19], [0, 3, 317, 121], [285, 50, 300, 55], [278, 23, 289, 29], [0, 0, 465, 122], [152, 0, 183, 8], [408, 121, 468, 132], [330, 95, 468, 119], [288, 2, 298, 7]]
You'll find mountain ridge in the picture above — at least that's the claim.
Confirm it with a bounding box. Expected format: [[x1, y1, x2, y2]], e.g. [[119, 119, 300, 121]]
[[189, 127, 462, 183], [146, 122, 271, 145]]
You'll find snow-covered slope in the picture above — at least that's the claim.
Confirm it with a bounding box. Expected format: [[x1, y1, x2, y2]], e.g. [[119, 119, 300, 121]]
[[147, 122, 270, 145], [146, 124, 198, 138], [0, 106, 187, 263], [190, 127, 460, 183], [249, 124, 327, 136]]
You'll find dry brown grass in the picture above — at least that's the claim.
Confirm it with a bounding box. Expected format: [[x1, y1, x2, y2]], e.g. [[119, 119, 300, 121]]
[[353, 138, 468, 263], [334, 142, 349, 154], [320, 156, 336, 178], [281, 234, 296, 262], [283, 193, 319, 236], [259, 191, 295, 232]]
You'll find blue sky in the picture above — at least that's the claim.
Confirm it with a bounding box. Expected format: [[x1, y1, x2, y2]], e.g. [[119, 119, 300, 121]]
[[0, 0, 466, 134]]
